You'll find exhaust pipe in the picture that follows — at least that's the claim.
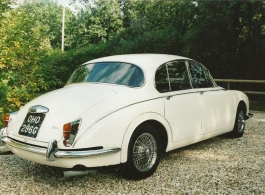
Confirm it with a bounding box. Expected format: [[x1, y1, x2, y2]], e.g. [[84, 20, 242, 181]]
[[63, 169, 97, 177]]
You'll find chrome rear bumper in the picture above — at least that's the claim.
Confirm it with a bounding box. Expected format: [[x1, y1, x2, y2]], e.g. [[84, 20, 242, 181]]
[[0, 127, 7, 146], [2, 137, 121, 161]]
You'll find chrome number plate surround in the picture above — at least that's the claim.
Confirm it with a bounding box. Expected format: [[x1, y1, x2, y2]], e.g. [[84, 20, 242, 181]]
[[18, 113, 45, 138]]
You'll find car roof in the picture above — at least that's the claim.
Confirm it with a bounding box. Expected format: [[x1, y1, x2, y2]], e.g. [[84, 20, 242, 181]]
[[86, 54, 191, 71]]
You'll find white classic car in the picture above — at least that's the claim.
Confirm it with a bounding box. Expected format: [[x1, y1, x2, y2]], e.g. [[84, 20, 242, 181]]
[[0, 54, 252, 179]]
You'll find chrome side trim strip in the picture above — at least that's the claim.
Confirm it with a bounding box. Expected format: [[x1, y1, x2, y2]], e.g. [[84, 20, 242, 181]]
[[2, 137, 121, 160], [55, 148, 121, 159]]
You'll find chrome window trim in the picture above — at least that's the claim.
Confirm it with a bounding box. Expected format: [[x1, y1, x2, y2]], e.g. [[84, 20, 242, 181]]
[[185, 60, 194, 89], [165, 63, 171, 91], [155, 60, 192, 93], [186, 60, 218, 89], [67, 61, 146, 88], [155, 59, 219, 93]]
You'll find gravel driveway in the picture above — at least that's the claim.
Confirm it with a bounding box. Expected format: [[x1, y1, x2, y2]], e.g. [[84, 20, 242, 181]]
[[0, 111, 264, 195]]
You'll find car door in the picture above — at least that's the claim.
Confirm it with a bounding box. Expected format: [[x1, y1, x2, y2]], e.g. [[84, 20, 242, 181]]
[[188, 61, 231, 134], [155, 60, 202, 143]]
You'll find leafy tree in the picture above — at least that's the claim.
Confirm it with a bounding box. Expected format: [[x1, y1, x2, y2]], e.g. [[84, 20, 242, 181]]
[[182, 1, 265, 79], [1, 0, 265, 127], [67, 0, 123, 48], [22, 0, 74, 49], [0, 0, 75, 120], [0, 1, 54, 114]]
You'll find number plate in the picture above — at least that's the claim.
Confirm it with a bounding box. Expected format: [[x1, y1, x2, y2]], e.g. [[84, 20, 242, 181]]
[[19, 113, 45, 138]]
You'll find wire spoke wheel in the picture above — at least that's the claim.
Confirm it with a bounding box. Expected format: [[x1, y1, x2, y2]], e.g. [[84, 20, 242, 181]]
[[231, 106, 246, 138], [123, 123, 162, 180], [132, 133, 157, 172], [237, 110, 245, 133]]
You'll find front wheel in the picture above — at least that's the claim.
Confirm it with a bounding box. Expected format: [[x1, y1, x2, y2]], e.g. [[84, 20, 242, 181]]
[[122, 123, 162, 180], [230, 106, 245, 138]]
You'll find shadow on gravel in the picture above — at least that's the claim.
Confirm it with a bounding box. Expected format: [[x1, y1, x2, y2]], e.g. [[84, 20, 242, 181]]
[[0, 151, 13, 155], [1, 120, 256, 183], [5, 134, 233, 182], [21, 160, 123, 182], [164, 133, 230, 158], [3, 129, 250, 184]]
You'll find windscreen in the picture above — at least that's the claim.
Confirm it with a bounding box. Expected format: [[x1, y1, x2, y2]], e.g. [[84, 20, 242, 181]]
[[67, 62, 144, 87]]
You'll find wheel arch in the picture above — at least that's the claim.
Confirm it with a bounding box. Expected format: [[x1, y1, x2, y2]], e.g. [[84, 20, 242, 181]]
[[238, 100, 247, 118], [145, 120, 168, 153], [120, 113, 172, 163]]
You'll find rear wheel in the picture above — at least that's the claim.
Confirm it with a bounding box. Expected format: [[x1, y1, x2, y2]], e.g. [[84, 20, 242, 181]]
[[123, 123, 161, 180], [230, 106, 245, 138]]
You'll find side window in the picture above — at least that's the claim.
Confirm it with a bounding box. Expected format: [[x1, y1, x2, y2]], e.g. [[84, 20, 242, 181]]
[[155, 64, 170, 93], [204, 70, 215, 88], [155, 60, 191, 93], [189, 62, 214, 88], [167, 61, 191, 91]]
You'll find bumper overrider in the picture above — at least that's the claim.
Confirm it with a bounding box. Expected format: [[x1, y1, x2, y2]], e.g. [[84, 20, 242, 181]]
[[0, 127, 7, 146], [0, 134, 121, 161]]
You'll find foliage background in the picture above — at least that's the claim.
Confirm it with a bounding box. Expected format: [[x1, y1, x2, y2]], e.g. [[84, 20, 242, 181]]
[[0, 0, 265, 126]]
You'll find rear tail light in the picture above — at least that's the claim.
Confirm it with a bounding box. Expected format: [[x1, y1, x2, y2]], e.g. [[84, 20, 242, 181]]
[[3, 113, 10, 127], [3, 111, 18, 127], [63, 123, 72, 139], [63, 118, 82, 147]]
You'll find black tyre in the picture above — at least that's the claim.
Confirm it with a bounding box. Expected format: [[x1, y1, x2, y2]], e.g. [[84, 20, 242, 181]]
[[122, 123, 162, 180], [230, 106, 245, 138]]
